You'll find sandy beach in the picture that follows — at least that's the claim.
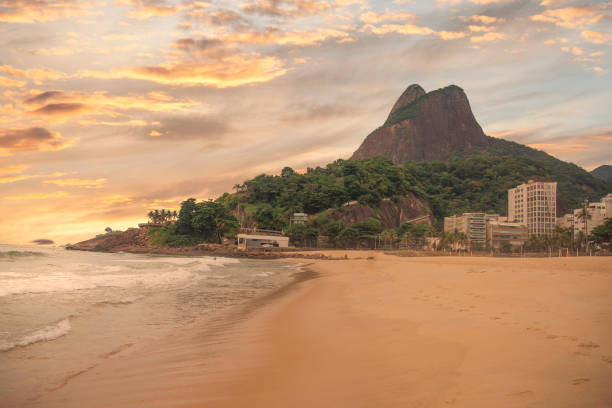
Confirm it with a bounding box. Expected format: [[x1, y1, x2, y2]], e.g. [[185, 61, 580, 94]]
[[25, 254, 612, 408]]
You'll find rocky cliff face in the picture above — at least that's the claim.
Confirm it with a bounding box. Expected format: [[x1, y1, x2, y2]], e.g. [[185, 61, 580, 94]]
[[324, 193, 434, 229], [351, 84, 488, 163]]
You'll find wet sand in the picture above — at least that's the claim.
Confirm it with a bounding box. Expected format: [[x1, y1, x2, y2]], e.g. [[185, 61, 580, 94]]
[[26, 254, 612, 407]]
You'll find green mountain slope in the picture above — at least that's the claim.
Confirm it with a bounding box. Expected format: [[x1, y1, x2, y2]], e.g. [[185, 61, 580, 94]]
[[591, 165, 612, 183], [454, 136, 611, 214]]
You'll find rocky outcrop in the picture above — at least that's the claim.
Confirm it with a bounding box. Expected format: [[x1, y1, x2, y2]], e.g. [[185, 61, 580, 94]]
[[66, 228, 153, 252], [351, 84, 488, 163], [324, 193, 434, 228]]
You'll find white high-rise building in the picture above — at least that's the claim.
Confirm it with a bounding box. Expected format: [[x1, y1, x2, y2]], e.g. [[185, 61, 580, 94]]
[[508, 180, 557, 236]]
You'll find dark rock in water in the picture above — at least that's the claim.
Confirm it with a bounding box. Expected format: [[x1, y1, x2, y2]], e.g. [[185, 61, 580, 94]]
[[351, 84, 488, 163]]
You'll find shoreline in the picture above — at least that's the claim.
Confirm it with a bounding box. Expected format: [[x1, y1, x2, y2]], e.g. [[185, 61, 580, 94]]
[[23, 254, 612, 407]]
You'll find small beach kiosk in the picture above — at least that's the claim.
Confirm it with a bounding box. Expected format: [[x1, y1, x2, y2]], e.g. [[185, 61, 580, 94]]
[[237, 229, 289, 250]]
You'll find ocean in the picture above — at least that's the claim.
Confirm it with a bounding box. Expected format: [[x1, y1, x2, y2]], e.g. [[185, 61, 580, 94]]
[[0, 244, 296, 407]]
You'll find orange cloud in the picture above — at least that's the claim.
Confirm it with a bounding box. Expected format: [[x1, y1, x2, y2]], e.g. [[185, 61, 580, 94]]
[[466, 15, 503, 24], [0, 0, 98, 23], [359, 11, 417, 24], [0, 65, 67, 84], [365, 23, 435, 36], [0, 127, 76, 156], [44, 178, 107, 188], [581, 30, 612, 44], [470, 32, 505, 43], [0, 76, 26, 88], [21, 90, 198, 120], [78, 55, 287, 87], [241, 0, 332, 19], [27, 102, 89, 117], [225, 27, 350, 46], [530, 5, 609, 29], [116, 0, 178, 19], [4, 191, 71, 200]]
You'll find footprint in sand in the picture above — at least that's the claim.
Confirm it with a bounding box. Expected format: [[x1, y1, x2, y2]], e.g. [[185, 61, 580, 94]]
[[546, 334, 560, 339], [572, 378, 590, 385], [578, 342, 600, 349], [508, 390, 534, 397], [601, 356, 612, 364], [574, 351, 590, 357]]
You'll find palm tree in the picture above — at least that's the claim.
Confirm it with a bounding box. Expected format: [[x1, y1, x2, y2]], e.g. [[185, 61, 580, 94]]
[[147, 210, 154, 223], [153, 209, 160, 224], [576, 201, 592, 250]]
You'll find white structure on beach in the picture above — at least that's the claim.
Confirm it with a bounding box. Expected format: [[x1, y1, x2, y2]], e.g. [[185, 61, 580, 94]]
[[508, 180, 557, 236]]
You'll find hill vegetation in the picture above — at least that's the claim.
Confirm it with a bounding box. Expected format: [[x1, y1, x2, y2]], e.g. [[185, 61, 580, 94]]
[[149, 147, 610, 248]]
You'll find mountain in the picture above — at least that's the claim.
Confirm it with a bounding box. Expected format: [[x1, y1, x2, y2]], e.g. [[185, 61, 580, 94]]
[[591, 165, 612, 183], [350, 83, 611, 214], [351, 84, 488, 163]]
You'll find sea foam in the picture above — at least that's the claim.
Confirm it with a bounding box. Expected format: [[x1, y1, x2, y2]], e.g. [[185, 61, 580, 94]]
[[0, 318, 72, 352]]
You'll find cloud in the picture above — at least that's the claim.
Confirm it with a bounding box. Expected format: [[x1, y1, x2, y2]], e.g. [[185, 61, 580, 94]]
[[20, 90, 198, 120], [362, 22, 466, 40], [0, 127, 76, 156], [240, 0, 332, 19], [0, 65, 67, 84], [0, 76, 27, 88], [27, 102, 89, 117], [359, 11, 417, 24], [466, 15, 503, 24], [581, 30, 612, 44], [0, 0, 98, 23], [145, 115, 231, 147], [44, 178, 107, 188], [364, 23, 435, 36], [561, 46, 584, 56], [117, 0, 178, 20], [530, 4, 610, 29], [31, 238, 55, 245], [4, 191, 71, 200], [224, 27, 350, 46], [78, 55, 288, 87], [23, 90, 64, 105], [185, 7, 250, 27], [470, 32, 505, 42], [79, 119, 148, 127]]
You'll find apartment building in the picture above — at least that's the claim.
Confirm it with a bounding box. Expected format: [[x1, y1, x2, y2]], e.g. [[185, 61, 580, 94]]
[[486, 222, 529, 249], [444, 213, 486, 246], [573, 193, 612, 235], [508, 180, 557, 236]]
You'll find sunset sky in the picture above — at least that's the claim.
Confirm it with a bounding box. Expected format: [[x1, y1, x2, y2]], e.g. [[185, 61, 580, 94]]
[[0, 0, 610, 245]]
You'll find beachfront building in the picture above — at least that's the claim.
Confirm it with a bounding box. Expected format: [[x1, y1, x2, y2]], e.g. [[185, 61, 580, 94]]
[[556, 213, 574, 230], [508, 180, 557, 236], [486, 222, 528, 249], [573, 193, 612, 235], [236, 229, 289, 250], [444, 213, 486, 247]]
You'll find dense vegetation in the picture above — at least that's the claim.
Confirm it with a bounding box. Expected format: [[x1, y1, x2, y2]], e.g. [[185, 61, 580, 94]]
[[151, 199, 238, 247], [461, 136, 611, 212], [148, 142, 610, 249]]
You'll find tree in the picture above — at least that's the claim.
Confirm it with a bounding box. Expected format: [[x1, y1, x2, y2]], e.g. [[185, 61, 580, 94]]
[[591, 218, 612, 250], [104, 227, 112, 233]]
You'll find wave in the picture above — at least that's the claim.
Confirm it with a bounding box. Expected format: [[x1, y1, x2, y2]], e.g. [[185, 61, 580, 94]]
[[0, 318, 72, 352], [0, 250, 45, 260]]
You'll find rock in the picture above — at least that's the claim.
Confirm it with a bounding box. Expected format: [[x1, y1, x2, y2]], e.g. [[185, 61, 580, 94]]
[[351, 84, 488, 163]]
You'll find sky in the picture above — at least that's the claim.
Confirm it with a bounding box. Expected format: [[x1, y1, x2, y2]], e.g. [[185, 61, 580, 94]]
[[0, 0, 610, 245]]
